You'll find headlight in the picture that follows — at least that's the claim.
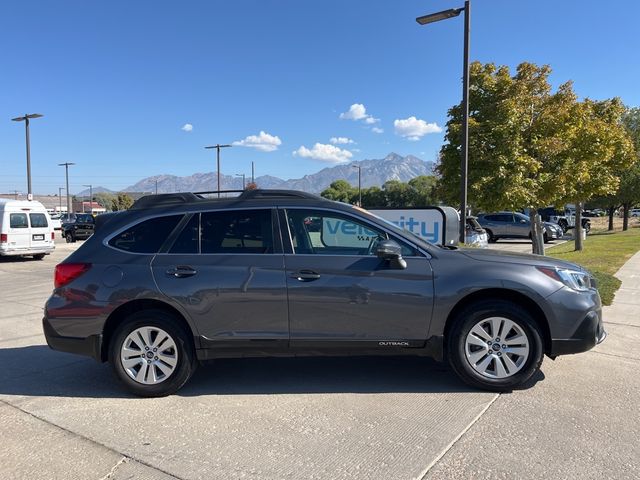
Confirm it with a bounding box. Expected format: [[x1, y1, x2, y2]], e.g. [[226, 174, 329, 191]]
[[537, 267, 593, 291]]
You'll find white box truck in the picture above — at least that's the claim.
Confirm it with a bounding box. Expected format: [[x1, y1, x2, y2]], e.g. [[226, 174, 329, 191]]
[[0, 199, 55, 259]]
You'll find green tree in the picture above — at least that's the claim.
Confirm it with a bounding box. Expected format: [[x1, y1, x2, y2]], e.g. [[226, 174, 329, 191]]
[[111, 193, 134, 211], [93, 192, 116, 211], [437, 61, 634, 253], [321, 180, 357, 203]]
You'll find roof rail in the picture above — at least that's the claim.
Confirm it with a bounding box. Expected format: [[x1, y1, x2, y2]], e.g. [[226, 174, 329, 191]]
[[130, 192, 201, 210], [238, 189, 323, 200]]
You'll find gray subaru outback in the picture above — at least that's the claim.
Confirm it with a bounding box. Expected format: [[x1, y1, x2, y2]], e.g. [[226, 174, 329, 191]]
[[43, 190, 605, 397]]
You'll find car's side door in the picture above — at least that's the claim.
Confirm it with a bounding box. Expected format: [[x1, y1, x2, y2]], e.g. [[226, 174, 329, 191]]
[[280, 207, 434, 349], [151, 208, 289, 350], [512, 213, 530, 238]]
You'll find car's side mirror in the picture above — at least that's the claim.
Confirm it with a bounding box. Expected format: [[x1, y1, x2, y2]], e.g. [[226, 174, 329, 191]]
[[520, 219, 527, 224], [376, 239, 407, 270]]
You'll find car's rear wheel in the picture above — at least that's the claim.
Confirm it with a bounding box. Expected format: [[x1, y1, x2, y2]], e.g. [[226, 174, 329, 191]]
[[447, 300, 544, 392], [33, 254, 46, 260], [109, 310, 197, 397]]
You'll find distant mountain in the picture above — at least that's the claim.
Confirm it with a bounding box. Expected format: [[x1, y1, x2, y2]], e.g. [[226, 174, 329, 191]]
[[76, 186, 116, 196], [118, 153, 434, 195]]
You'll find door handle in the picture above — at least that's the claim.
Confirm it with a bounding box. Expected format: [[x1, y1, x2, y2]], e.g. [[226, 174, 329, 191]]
[[166, 266, 197, 278], [291, 270, 321, 282]]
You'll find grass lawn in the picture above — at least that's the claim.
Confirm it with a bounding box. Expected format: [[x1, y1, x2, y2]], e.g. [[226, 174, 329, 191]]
[[546, 226, 640, 305]]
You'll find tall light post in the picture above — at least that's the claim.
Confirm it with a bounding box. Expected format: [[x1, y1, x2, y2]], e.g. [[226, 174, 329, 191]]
[[58, 187, 65, 213], [251, 161, 255, 184], [416, 0, 470, 243], [83, 184, 93, 213], [11, 113, 43, 200], [58, 162, 75, 214], [352, 164, 362, 207], [204, 144, 232, 197], [235, 173, 246, 189]]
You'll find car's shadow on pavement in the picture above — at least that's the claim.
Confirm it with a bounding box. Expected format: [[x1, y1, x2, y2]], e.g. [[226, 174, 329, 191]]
[[0, 345, 544, 398]]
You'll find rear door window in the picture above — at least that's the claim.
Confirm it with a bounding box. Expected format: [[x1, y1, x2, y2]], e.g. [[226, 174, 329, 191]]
[[10, 213, 28, 228], [200, 209, 273, 254], [169, 214, 199, 254], [109, 215, 182, 253], [29, 213, 48, 228]]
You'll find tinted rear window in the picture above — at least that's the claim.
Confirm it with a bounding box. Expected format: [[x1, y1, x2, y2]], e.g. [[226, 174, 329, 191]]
[[201, 209, 273, 254], [109, 215, 182, 253], [10, 213, 28, 228], [29, 213, 48, 228]]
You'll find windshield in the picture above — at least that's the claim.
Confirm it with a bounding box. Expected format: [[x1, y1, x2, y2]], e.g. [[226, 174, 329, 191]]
[[75, 214, 95, 223]]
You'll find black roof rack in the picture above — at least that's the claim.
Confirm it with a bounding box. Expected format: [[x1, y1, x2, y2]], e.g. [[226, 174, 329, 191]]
[[130, 192, 201, 210], [130, 189, 324, 210], [238, 189, 322, 200]]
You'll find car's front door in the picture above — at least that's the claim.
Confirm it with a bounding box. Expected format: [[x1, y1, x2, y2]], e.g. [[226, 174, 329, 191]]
[[151, 208, 289, 349], [281, 208, 434, 349]]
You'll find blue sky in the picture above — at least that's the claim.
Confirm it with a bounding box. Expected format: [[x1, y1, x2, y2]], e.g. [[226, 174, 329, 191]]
[[1, 0, 639, 194]]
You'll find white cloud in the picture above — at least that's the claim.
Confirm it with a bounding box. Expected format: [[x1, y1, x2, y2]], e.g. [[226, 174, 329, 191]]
[[181, 123, 193, 132], [371, 127, 384, 134], [233, 131, 282, 152], [339, 103, 368, 121], [393, 116, 442, 141], [339, 103, 380, 125], [330, 136, 354, 145], [293, 143, 353, 164]]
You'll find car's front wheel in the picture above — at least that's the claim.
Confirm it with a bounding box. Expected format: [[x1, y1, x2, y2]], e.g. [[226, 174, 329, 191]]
[[109, 310, 197, 397], [447, 300, 544, 392]]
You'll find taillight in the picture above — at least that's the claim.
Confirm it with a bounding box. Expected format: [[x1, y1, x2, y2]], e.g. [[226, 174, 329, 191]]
[[54, 263, 91, 288], [0, 233, 6, 243], [51, 232, 55, 240]]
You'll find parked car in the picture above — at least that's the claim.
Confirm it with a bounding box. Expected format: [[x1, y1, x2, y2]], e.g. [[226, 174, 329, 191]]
[[61, 213, 95, 242], [44, 190, 605, 396], [465, 216, 489, 248], [0, 199, 55, 259], [631, 209, 640, 218], [537, 206, 591, 233], [49, 213, 62, 230], [476, 212, 560, 243]]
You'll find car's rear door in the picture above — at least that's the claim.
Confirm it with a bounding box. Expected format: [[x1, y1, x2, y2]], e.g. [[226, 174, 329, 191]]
[[280, 207, 434, 349], [151, 208, 289, 350], [28, 212, 51, 249], [7, 212, 30, 252]]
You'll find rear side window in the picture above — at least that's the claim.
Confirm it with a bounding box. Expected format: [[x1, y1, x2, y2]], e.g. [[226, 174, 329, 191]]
[[170, 214, 199, 254], [29, 213, 48, 228], [201, 209, 273, 254], [10, 213, 28, 228], [109, 215, 182, 253]]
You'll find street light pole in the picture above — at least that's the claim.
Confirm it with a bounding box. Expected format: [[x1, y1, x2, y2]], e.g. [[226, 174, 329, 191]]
[[416, 1, 471, 243], [204, 144, 232, 197], [58, 162, 75, 214], [251, 161, 255, 184], [11, 113, 43, 200], [58, 187, 65, 213], [352, 164, 362, 206], [236, 173, 246, 189], [83, 184, 93, 213]]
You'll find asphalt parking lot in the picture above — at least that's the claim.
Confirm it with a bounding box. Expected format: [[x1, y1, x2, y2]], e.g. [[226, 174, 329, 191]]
[[1, 240, 639, 479]]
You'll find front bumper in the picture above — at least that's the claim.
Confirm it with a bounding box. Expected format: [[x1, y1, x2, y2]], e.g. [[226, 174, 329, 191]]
[[550, 310, 606, 356], [43, 316, 103, 361]]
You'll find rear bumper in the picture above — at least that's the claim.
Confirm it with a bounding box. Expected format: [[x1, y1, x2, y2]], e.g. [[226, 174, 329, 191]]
[[43, 316, 103, 361], [550, 310, 606, 356], [0, 245, 55, 256]]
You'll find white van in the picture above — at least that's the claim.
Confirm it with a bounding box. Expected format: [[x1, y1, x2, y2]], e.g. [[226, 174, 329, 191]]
[[0, 199, 55, 259]]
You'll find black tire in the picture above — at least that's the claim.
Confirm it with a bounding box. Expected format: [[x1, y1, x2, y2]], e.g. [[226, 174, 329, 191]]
[[485, 229, 497, 243], [109, 310, 197, 397], [66, 231, 75, 243], [543, 232, 549, 243], [446, 300, 544, 392], [33, 254, 46, 260], [558, 220, 568, 233]]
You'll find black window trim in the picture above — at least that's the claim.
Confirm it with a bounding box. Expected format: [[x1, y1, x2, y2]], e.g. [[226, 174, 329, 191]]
[[278, 206, 427, 258]]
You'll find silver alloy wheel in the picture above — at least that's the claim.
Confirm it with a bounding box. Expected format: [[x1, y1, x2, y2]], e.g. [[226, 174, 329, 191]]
[[464, 316, 530, 379], [120, 326, 178, 385]]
